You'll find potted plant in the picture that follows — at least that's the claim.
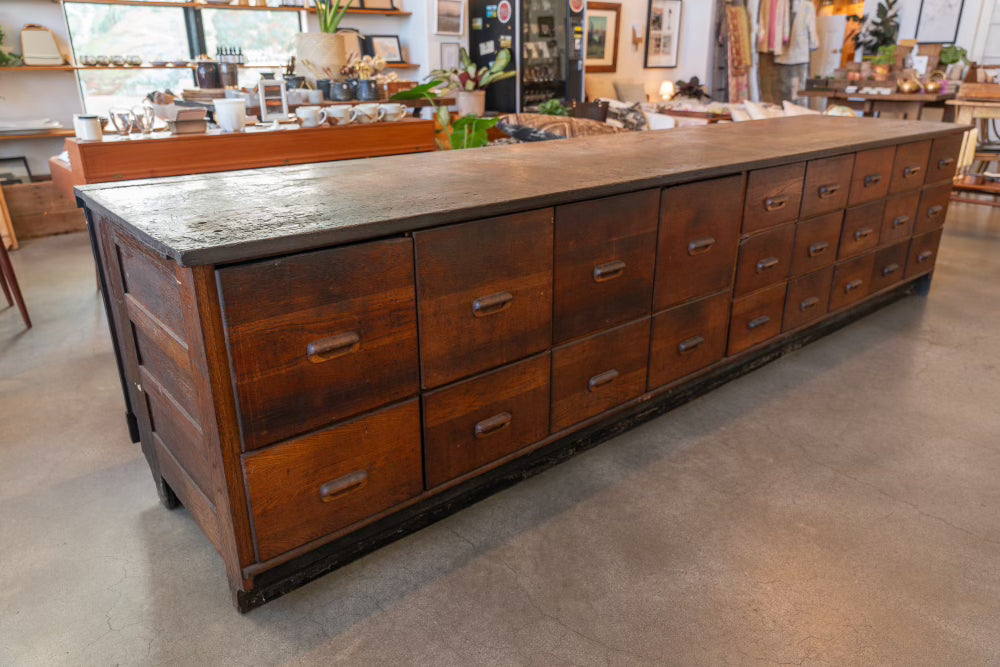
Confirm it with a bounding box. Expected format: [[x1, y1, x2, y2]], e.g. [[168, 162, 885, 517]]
[[849, 0, 899, 57], [295, 0, 351, 84], [428, 47, 516, 116], [391, 80, 499, 150], [341, 54, 388, 100], [871, 44, 896, 81]]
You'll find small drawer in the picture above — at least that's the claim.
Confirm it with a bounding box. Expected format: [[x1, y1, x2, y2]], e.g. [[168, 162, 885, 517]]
[[914, 182, 952, 235], [243, 400, 423, 562], [889, 140, 931, 194], [839, 200, 884, 259], [654, 175, 743, 310], [551, 318, 650, 432], [926, 134, 963, 184], [649, 291, 730, 389], [423, 354, 550, 488], [830, 252, 876, 311], [734, 224, 795, 296], [880, 191, 920, 246], [792, 211, 842, 276], [783, 266, 834, 332], [870, 241, 909, 293], [415, 209, 553, 389], [217, 238, 419, 451], [800, 154, 854, 219], [848, 146, 894, 206], [727, 282, 786, 356], [906, 229, 944, 279], [743, 162, 805, 234], [554, 190, 658, 343]]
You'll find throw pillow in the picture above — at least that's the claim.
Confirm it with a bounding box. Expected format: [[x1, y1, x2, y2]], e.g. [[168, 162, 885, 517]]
[[602, 99, 648, 131]]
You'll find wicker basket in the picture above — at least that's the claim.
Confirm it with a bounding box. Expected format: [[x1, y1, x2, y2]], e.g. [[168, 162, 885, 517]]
[[294, 32, 347, 84]]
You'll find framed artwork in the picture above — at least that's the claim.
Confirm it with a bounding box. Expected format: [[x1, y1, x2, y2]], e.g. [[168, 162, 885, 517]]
[[585, 2, 621, 73], [915, 0, 965, 44], [0, 157, 32, 186], [440, 42, 461, 70], [367, 35, 404, 63], [435, 0, 465, 35], [644, 0, 681, 68]]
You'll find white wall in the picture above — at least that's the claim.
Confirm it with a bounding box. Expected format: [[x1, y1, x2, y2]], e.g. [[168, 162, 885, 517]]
[[863, 0, 988, 56]]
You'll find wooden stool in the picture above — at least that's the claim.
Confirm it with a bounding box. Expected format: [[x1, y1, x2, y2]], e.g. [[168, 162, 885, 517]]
[[0, 241, 30, 328]]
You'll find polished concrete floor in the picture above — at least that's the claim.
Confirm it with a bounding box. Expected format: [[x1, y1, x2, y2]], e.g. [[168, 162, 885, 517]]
[[2, 203, 999, 666]]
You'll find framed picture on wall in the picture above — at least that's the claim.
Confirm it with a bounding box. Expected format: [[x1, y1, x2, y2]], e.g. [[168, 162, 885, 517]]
[[585, 2, 621, 73], [0, 157, 31, 186], [366, 35, 404, 63], [435, 0, 465, 35], [440, 42, 461, 70], [915, 0, 965, 43], [644, 0, 681, 68]]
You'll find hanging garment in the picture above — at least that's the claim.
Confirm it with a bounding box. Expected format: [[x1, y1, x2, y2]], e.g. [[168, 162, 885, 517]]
[[775, 0, 819, 66], [727, 4, 753, 102]]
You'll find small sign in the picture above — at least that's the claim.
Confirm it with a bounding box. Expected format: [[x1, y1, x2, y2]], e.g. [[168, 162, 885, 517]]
[[569, 0, 584, 12], [497, 0, 512, 24], [498, 34, 512, 49], [472, 17, 484, 29], [485, 4, 497, 17], [479, 39, 496, 56]]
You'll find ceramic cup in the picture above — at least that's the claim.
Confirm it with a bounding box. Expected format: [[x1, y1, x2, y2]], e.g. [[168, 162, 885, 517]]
[[213, 98, 246, 133], [327, 104, 352, 125], [378, 103, 407, 122], [73, 114, 103, 141], [295, 105, 329, 128], [349, 103, 381, 124], [307, 89, 324, 104]]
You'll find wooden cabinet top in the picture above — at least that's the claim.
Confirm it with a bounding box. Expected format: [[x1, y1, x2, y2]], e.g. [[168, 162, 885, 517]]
[[76, 116, 964, 267]]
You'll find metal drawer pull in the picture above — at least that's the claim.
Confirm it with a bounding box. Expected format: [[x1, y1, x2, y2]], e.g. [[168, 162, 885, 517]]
[[319, 470, 369, 503], [756, 256, 780, 272], [917, 250, 934, 263], [892, 215, 910, 228], [748, 315, 770, 330], [307, 331, 360, 363], [678, 335, 705, 353], [818, 183, 840, 198], [864, 173, 881, 187], [845, 279, 863, 292], [588, 369, 619, 391], [903, 165, 922, 178], [475, 412, 512, 439], [882, 263, 900, 276], [928, 205, 944, 218], [800, 296, 820, 311], [764, 196, 787, 212], [808, 241, 829, 257], [938, 157, 955, 169], [688, 237, 716, 255], [593, 259, 626, 282], [854, 227, 874, 241], [472, 291, 513, 317]]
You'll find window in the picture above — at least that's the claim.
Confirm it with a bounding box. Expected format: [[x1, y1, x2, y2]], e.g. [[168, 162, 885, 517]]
[[201, 9, 300, 87]]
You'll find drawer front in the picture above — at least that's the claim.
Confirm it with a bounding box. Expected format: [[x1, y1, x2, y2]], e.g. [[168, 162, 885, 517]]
[[423, 354, 550, 488], [654, 175, 743, 310], [830, 252, 876, 311], [792, 211, 842, 276], [743, 162, 805, 233], [783, 266, 834, 332], [728, 282, 786, 356], [734, 224, 795, 296], [927, 134, 963, 184], [554, 190, 659, 343], [880, 191, 920, 246], [914, 182, 951, 235], [243, 400, 423, 562], [889, 140, 931, 194], [839, 200, 883, 259], [649, 291, 730, 389], [848, 146, 894, 206], [906, 229, 944, 278], [870, 241, 909, 292], [415, 209, 553, 389], [551, 318, 650, 432], [800, 154, 854, 219], [218, 238, 419, 451]]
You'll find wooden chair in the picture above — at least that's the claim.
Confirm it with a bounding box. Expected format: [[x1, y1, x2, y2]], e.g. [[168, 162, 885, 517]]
[[0, 242, 31, 328], [571, 100, 610, 123]]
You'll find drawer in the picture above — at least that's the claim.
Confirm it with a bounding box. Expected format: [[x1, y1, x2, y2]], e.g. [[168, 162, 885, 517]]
[[848, 146, 894, 206], [839, 200, 883, 259], [415, 209, 553, 389], [727, 282, 786, 356], [734, 224, 795, 296], [243, 400, 423, 561], [648, 291, 730, 389], [906, 229, 944, 278], [926, 134, 963, 184], [217, 238, 419, 451], [914, 182, 951, 235], [783, 266, 834, 332], [554, 190, 658, 343], [423, 354, 550, 488], [743, 162, 805, 234], [880, 191, 920, 246], [551, 318, 650, 432], [800, 154, 854, 219], [870, 241, 909, 292], [654, 175, 743, 310], [792, 211, 842, 276], [889, 140, 931, 194], [829, 252, 876, 311]]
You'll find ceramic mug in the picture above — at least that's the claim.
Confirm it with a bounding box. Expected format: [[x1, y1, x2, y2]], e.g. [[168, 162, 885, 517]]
[[73, 114, 103, 141], [349, 103, 381, 124], [307, 89, 324, 104], [378, 103, 407, 122], [295, 105, 329, 128], [213, 98, 246, 132], [327, 104, 352, 125]]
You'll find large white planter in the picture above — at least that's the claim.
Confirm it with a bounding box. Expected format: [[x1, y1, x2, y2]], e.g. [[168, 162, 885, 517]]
[[294, 32, 346, 83], [455, 90, 486, 117]]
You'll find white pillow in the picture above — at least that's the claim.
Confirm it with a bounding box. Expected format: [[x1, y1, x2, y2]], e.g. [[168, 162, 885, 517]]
[[730, 107, 752, 122], [782, 100, 821, 116], [613, 81, 648, 104]]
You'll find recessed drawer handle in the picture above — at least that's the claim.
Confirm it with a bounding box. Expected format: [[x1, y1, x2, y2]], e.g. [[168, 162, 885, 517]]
[[472, 291, 513, 317], [307, 331, 360, 363], [845, 279, 863, 293], [903, 165, 922, 178], [593, 259, 626, 282], [808, 241, 829, 257], [748, 315, 770, 330], [917, 250, 934, 263], [927, 205, 944, 218], [818, 183, 840, 198], [892, 215, 910, 228], [938, 157, 955, 169], [854, 227, 874, 241], [474, 412, 512, 438], [864, 173, 882, 187], [764, 196, 787, 212], [678, 335, 705, 353], [588, 369, 619, 391], [687, 237, 716, 255], [319, 470, 368, 503], [756, 256, 780, 272], [882, 262, 900, 276], [800, 296, 820, 311]]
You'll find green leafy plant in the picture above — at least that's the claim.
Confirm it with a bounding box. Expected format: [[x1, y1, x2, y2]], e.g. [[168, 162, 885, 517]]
[[448, 115, 500, 149], [538, 99, 569, 116], [390, 80, 442, 100], [0, 26, 24, 66], [849, 0, 899, 56], [429, 47, 516, 91], [871, 44, 897, 66], [672, 76, 710, 101], [315, 0, 350, 34], [940, 45, 969, 66]]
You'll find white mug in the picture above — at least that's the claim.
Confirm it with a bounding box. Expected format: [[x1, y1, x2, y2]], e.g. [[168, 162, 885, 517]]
[[378, 103, 407, 122], [327, 104, 352, 125], [73, 114, 103, 141], [295, 105, 329, 128], [307, 89, 324, 104], [213, 98, 246, 132], [349, 103, 381, 124]]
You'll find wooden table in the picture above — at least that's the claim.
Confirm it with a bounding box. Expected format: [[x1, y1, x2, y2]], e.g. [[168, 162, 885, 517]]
[[800, 90, 956, 120], [946, 99, 1000, 205]]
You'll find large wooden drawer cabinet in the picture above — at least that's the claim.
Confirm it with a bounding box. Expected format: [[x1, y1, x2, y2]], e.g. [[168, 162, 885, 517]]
[[79, 118, 963, 611]]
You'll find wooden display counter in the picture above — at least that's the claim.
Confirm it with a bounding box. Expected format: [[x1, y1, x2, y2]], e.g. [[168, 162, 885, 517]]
[[76, 116, 964, 611]]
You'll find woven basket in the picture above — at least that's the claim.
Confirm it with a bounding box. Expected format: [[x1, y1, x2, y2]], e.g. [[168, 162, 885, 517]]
[[294, 32, 347, 84]]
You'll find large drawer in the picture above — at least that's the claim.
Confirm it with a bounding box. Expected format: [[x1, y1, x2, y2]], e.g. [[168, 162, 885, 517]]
[[870, 241, 909, 292], [906, 229, 944, 278], [728, 282, 786, 356], [783, 266, 834, 332], [654, 175, 743, 310], [848, 146, 894, 206], [554, 190, 658, 343], [743, 163, 805, 234], [217, 238, 419, 451], [830, 252, 876, 311], [243, 400, 424, 562], [880, 191, 920, 247], [734, 224, 795, 296], [648, 291, 730, 389], [800, 154, 854, 219], [423, 354, 550, 488], [926, 134, 963, 184], [914, 182, 951, 235], [839, 200, 883, 260], [415, 209, 553, 389], [889, 140, 931, 194], [792, 211, 842, 276]]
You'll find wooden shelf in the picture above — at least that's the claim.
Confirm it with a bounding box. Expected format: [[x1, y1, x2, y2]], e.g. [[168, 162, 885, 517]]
[[1, 64, 287, 72], [60, 0, 411, 14], [0, 130, 75, 141], [385, 63, 418, 68]]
